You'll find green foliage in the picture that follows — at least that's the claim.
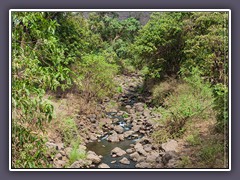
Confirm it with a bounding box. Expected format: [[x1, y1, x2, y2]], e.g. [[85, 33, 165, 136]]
[[59, 118, 81, 146], [153, 69, 213, 140], [12, 124, 50, 168], [72, 54, 119, 101], [199, 142, 224, 167], [116, 86, 123, 93], [179, 156, 191, 168], [186, 131, 201, 146], [132, 12, 186, 78], [183, 12, 228, 84], [68, 142, 86, 165], [151, 78, 177, 105], [213, 83, 228, 132]]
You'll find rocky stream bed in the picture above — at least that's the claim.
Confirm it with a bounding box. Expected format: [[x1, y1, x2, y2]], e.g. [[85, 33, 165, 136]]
[[47, 73, 180, 169]]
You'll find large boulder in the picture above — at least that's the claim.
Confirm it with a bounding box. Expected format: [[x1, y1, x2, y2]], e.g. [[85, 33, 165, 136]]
[[53, 159, 67, 168], [98, 163, 110, 168], [135, 162, 152, 168], [143, 144, 152, 152], [161, 139, 178, 152], [111, 147, 126, 157], [107, 131, 120, 142], [119, 157, 130, 165], [162, 151, 178, 165], [114, 125, 124, 134], [134, 143, 147, 156], [134, 103, 145, 112], [129, 152, 140, 161], [146, 151, 159, 163], [123, 130, 134, 138], [70, 160, 92, 168], [87, 151, 101, 164]]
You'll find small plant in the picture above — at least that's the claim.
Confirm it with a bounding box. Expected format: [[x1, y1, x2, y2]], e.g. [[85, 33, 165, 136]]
[[151, 128, 170, 144], [117, 86, 123, 93], [151, 78, 177, 106], [59, 118, 81, 146], [122, 113, 129, 118], [179, 156, 191, 168], [199, 143, 224, 167], [68, 142, 86, 165], [186, 131, 201, 146]]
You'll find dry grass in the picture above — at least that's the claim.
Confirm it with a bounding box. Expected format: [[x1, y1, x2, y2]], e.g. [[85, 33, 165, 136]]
[[177, 117, 228, 168], [43, 93, 102, 144]]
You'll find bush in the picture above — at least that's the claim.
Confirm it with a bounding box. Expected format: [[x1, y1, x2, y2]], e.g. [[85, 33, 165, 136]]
[[213, 83, 228, 132], [59, 118, 81, 146], [153, 68, 214, 140], [72, 54, 118, 101], [68, 142, 86, 165], [151, 78, 177, 105]]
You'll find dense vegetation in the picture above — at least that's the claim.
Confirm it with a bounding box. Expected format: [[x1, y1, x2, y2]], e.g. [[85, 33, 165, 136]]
[[11, 11, 229, 168]]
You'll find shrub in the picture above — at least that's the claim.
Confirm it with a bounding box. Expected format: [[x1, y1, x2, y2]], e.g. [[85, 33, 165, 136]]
[[153, 68, 214, 140], [199, 142, 224, 167], [59, 118, 81, 146], [186, 131, 201, 146], [213, 83, 228, 132], [151, 78, 177, 105], [72, 54, 119, 101], [68, 142, 86, 165]]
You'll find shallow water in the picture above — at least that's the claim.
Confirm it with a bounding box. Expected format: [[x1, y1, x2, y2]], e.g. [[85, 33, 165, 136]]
[[86, 139, 136, 168], [86, 111, 141, 168]]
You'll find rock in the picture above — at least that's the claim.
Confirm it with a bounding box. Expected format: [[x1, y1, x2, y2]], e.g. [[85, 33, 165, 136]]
[[143, 110, 151, 117], [134, 103, 145, 112], [161, 140, 178, 152], [155, 163, 164, 168], [111, 160, 116, 164], [132, 125, 141, 132], [59, 150, 66, 156], [146, 151, 159, 163], [118, 134, 125, 141], [129, 109, 135, 114], [46, 142, 57, 149], [126, 148, 133, 154], [88, 114, 97, 123], [70, 160, 91, 168], [79, 145, 87, 151], [135, 162, 152, 168], [134, 143, 147, 156], [98, 163, 110, 168], [65, 147, 73, 158], [114, 125, 124, 134], [117, 111, 124, 116], [111, 147, 126, 157], [162, 151, 177, 165], [143, 144, 152, 152], [88, 114, 97, 119], [166, 159, 178, 168], [54, 153, 63, 160], [89, 134, 98, 141], [110, 108, 118, 113], [139, 137, 152, 145], [87, 151, 101, 164], [56, 143, 64, 150], [123, 130, 134, 138], [108, 131, 120, 142], [112, 154, 117, 158], [100, 118, 112, 125], [53, 159, 67, 168], [129, 152, 140, 161], [119, 157, 130, 165]]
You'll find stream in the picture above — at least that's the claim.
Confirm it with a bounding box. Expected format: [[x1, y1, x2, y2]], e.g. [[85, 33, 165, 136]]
[[86, 111, 143, 168]]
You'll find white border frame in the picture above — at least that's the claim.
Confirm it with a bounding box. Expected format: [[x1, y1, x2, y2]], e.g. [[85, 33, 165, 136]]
[[9, 9, 231, 171]]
